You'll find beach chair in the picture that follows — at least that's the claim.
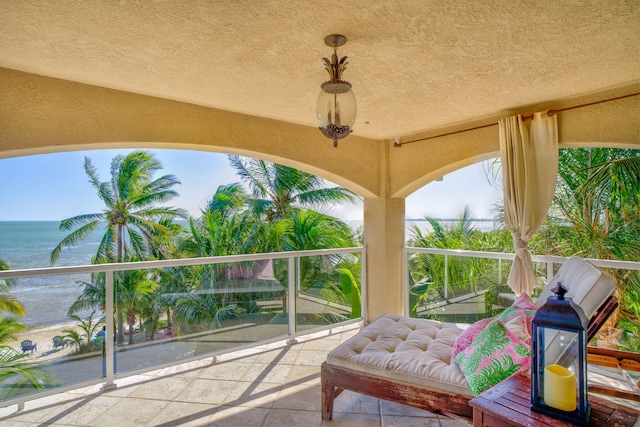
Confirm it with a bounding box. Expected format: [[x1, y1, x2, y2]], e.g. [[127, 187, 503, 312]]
[[321, 257, 619, 422], [52, 335, 66, 349], [20, 340, 37, 354]]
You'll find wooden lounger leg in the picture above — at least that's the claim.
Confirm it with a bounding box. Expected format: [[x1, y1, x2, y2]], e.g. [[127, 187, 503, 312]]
[[321, 376, 335, 420]]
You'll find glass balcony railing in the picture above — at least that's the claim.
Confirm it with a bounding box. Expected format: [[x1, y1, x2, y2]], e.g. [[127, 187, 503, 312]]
[[0, 248, 364, 407], [3, 245, 636, 407], [403, 248, 640, 393], [404, 248, 640, 336]]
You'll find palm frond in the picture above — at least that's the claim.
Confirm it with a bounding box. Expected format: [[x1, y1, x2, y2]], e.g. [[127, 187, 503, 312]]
[[50, 220, 102, 265], [0, 349, 53, 396], [0, 316, 26, 347], [0, 294, 26, 316]]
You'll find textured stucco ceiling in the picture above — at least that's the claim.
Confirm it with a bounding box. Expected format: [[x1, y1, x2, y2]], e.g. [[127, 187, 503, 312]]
[[1, 0, 638, 140]]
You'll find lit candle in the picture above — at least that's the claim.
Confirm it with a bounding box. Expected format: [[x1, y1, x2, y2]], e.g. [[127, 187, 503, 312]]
[[544, 364, 576, 411]]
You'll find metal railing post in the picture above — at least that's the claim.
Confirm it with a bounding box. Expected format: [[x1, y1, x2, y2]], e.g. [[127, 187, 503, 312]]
[[360, 248, 367, 323], [498, 259, 502, 285], [403, 249, 409, 316], [444, 254, 449, 300], [547, 261, 554, 284], [287, 256, 297, 344], [102, 270, 116, 390], [296, 257, 301, 292]]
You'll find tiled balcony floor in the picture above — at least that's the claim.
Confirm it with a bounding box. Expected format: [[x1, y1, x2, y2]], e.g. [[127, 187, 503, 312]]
[[0, 325, 469, 426]]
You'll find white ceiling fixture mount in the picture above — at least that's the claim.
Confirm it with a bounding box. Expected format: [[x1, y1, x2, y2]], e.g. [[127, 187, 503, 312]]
[[316, 34, 357, 148]]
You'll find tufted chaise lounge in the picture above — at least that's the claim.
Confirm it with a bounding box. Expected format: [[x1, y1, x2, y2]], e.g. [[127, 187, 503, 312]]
[[321, 257, 619, 422], [322, 314, 474, 420]]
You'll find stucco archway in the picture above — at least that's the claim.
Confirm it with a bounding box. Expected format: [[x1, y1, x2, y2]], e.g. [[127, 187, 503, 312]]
[[1, 69, 638, 320]]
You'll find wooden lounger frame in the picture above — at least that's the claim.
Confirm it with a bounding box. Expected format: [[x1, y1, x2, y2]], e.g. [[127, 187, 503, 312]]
[[321, 296, 619, 422]]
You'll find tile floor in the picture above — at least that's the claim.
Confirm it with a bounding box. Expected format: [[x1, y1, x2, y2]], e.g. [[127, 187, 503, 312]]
[[0, 325, 470, 426]]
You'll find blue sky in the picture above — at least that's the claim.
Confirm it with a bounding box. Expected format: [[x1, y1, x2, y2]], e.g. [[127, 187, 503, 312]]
[[0, 149, 501, 221]]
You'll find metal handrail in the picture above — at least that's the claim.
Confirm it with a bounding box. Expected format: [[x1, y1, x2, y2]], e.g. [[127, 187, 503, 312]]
[[0, 247, 363, 280], [402, 247, 640, 315]]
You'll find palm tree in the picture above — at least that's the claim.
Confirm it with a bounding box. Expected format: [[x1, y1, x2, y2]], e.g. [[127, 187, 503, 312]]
[[542, 148, 640, 259], [539, 148, 640, 339], [178, 184, 264, 286], [226, 158, 363, 323], [60, 311, 104, 353], [284, 209, 358, 286], [228, 155, 358, 220], [284, 209, 356, 251], [148, 184, 258, 336], [51, 150, 187, 265], [407, 207, 514, 319], [227, 156, 361, 280], [51, 150, 187, 344], [67, 274, 106, 316], [117, 268, 159, 345]]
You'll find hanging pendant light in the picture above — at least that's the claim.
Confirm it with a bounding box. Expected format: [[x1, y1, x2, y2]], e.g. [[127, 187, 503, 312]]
[[316, 34, 357, 148]]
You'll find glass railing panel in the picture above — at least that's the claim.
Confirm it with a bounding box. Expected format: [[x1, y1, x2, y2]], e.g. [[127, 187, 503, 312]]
[[408, 252, 513, 323], [1, 273, 105, 401], [406, 249, 640, 358], [112, 259, 290, 375], [295, 252, 362, 333]]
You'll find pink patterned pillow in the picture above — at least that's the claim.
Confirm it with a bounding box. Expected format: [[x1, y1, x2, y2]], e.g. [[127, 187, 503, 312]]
[[454, 319, 531, 395], [452, 317, 492, 358], [496, 293, 536, 337], [513, 292, 535, 310]]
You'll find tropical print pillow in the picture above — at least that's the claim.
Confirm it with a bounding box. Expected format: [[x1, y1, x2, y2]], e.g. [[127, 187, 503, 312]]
[[452, 293, 535, 359], [451, 317, 493, 358], [454, 319, 531, 395], [495, 293, 536, 336]]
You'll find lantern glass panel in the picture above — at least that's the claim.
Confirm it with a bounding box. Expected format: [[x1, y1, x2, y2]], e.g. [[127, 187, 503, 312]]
[[534, 326, 580, 412]]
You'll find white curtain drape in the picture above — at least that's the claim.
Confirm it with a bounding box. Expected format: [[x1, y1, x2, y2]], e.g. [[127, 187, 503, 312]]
[[499, 111, 558, 295]]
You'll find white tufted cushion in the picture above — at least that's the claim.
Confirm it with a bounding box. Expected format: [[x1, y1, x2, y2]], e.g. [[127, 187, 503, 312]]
[[326, 314, 472, 396], [535, 256, 616, 319], [535, 256, 616, 364]]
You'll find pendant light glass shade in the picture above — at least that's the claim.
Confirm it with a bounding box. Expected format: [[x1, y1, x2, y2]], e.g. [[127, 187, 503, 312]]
[[316, 82, 357, 148]]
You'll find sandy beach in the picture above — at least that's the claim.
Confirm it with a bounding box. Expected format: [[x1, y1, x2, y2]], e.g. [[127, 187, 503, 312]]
[[8, 322, 79, 362], [8, 320, 172, 366]]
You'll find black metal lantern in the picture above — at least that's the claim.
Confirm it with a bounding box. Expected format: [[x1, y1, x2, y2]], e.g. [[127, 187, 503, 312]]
[[531, 283, 590, 426]]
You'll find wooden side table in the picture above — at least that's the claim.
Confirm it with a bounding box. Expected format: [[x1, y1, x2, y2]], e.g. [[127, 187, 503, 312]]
[[469, 373, 639, 427]]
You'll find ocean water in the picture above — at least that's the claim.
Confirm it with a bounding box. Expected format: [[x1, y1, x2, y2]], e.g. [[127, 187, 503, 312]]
[[347, 219, 496, 236], [0, 221, 103, 326]]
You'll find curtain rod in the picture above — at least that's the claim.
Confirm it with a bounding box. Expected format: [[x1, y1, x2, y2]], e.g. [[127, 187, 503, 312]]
[[393, 92, 640, 147]]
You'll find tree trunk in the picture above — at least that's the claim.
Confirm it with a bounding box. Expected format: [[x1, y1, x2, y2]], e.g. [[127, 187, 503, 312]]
[[116, 308, 125, 344], [116, 225, 125, 344], [126, 311, 136, 345], [127, 322, 135, 345]]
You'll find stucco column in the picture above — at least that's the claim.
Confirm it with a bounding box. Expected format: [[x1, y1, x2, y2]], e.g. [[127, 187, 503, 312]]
[[363, 197, 406, 322]]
